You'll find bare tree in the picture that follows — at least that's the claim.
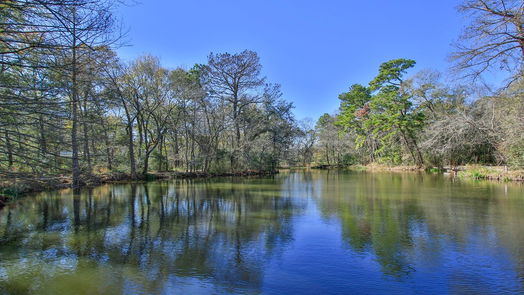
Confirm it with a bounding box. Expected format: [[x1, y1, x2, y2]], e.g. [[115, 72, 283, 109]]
[[453, 0, 524, 83], [201, 50, 266, 170]]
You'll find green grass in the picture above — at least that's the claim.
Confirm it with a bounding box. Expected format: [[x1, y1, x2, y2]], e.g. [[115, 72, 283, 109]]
[[426, 167, 443, 173]]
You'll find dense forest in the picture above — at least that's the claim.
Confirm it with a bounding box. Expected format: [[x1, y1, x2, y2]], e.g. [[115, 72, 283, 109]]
[[0, 0, 299, 188], [1, 0, 523, 190]]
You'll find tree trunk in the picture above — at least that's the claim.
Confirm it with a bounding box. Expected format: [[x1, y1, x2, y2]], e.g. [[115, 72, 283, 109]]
[[232, 97, 240, 171], [142, 151, 150, 175], [38, 114, 47, 156], [102, 122, 113, 171], [399, 127, 424, 167], [126, 121, 137, 179], [325, 144, 330, 165], [122, 100, 137, 178], [157, 134, 164, 171], [81, 95, 92, 172], [173, 132, 179, 168], [5, 130, 13, 168], [137, 113, 143, 160], [71, 12, 81, 189]]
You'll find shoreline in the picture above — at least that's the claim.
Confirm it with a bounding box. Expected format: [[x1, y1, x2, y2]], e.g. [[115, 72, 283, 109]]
[[0, 170, 278, 208], [2, 165, 522, 208], [311, 164, 524, 182]]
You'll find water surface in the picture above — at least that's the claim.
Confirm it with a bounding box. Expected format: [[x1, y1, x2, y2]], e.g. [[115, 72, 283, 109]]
[[1, 171, 523, 294]]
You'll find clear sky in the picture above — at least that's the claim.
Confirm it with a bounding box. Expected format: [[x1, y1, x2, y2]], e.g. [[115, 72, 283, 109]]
[[116, 0, 464, 121]]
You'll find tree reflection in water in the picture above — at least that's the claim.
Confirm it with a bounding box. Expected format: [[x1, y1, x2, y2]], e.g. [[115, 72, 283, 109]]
[[0, 176, 303, 294], [315, 171, 524, 291], [1, 171, 524, 294]]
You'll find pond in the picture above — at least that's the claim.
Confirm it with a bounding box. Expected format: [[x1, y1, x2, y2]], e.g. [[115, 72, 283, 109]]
[[1, 171, 523, 294]]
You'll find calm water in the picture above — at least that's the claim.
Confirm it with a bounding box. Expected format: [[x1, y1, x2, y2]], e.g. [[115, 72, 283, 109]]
[[1, 171, 524, 295]]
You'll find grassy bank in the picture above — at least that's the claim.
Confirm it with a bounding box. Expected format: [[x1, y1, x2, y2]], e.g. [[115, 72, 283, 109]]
[[453, 165, 524, 182], [311, 164, 524, 182], [312, 164, 425, 172]]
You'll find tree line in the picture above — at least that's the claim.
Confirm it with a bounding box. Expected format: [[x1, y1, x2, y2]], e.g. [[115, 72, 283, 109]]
[[0, 0, 299, 188], [2, 0, 523, 188], [305, 0, 524, 169]]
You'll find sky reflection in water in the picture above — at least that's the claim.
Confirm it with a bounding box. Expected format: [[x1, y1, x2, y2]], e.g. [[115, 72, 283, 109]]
[[0, 171, 523, 294]]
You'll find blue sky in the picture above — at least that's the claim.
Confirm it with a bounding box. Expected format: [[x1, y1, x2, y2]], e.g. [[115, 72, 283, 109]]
[[116, 0, 463, 121]]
